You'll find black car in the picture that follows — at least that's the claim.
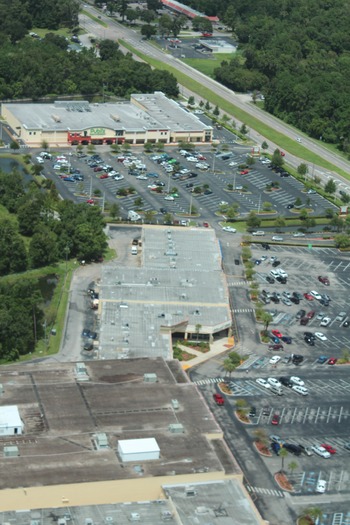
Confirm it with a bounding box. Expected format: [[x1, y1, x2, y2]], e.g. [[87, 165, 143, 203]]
[[284, 443, 302, 456], [320, 298, 330, 306], [343, 320, 349, 327], [262, 243, 270, 250], [272, 260, 281, 267], [296, 309, 306, 319], [249, 406, 256, 417], [292, 354, 304, 364], [281, 336, 292, 344], [286, 203, 294, 209], [266, 275, 275, 283], [290, 297, 300, 304], [293, 292, 303, 300], [304, 332, 316, 340], [279, 377, 293, 387], [276, 276, 287, 284], [304, 336, 315, 346], [160, 208, 167, 214], [83, 342, 94, 351], [270, 296, 280, 304]]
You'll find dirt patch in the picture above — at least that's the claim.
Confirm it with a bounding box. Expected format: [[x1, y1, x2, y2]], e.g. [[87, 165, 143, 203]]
[[275, 471, 294, 491]]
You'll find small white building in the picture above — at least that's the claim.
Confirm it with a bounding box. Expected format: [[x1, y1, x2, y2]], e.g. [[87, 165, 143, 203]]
[[0, 406, 23, 436], [118, 438, 160, 462]]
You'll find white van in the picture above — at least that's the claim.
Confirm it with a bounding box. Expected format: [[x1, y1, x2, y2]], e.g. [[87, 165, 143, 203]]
[[128, 210, 141, 222], [131, 246, 138, 255], [292, 385, 308, 396], [277, 269, 288, 278], [270, 270, 280, 279]]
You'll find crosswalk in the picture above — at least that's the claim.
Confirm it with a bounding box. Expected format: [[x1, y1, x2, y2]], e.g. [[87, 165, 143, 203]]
[[246, 485, 285, 498], [193, 377, 225, 385], [232, 308, 254, 314]]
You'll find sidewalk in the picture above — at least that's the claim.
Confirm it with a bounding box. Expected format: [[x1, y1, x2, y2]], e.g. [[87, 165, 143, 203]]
[[180, 337, 234, 369]]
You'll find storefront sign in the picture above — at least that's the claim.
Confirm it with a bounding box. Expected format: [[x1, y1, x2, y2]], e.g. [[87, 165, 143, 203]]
[[90, 128, 105, 136]]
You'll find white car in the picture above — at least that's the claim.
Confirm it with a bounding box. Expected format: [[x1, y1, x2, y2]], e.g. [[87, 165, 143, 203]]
[[272, 236, 283, 241], [316, 312, 325, 320], [187, 156, 198, 162], [290, 376, 305, 386], [292, 385, 308, 396], [222, 226, 236, 233], [252, 231, 265, 236], [164, 195, 174, 201], [229, 161, 238, 166], [269, 355, 281, 365], [193, 109, 204, 114], [315, 332, 327, 341], [220, 201, 228, 206], [136, 175, 148, 180], [320, 317, 331, 327], [293, 232, 305, 237], [256, 378, 271, 389], [310, 290, 322, 300], [316, 480, 327, 493], [196, 163, 209, 169], [311, 445, 331, 459], [114, 175, 124, 181], [267, 377, 282, 388], [35, 156, 44, 164]]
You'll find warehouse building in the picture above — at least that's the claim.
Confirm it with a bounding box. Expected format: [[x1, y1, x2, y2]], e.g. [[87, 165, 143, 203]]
[[1, 92, 212, 148], [98, 226, 232, 360], [0, 357, 268, 521]]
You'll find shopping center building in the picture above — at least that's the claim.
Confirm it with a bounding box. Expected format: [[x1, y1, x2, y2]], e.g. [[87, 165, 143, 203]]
[[1, 92, 213, 148]]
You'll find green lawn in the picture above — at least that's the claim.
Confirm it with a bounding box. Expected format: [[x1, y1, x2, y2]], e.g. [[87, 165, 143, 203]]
[[82, 10, 108, 27], [119, 39, 350, 181], [183, 54, 235, 78]]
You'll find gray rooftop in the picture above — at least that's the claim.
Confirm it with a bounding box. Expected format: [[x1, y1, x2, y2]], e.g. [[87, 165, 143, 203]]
[[3, 92, 211, 133], [0, 358, 240, 490], [99, 227, 232, 359], [0, 479, 264, 525]]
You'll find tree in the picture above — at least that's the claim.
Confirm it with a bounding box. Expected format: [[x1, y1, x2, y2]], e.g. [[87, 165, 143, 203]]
[[213, 105, 220, 117], [223, 358, 236, 376], [41, 140, 49, 151], [109, 203, 120, 219], [125, 8, 139, 24], [330, 216, 344, 231], [297, 163, 308, 177], [261, 312, 273, 331], [262, 201, 272, 211], [304, 217, 316, 230], [240, 123, 248, 135], [192, 16, 212, 33], [116, 0, 130, 21], [141, 24, 157, 40], [31, 163, 44, 177], [247, 211, 261, 229], [261, 141, 268, 151], [299, 508, 323, 525], [324, 179, 336, 194], [236, 398, 248, 415], [325, 208, 334, 218], [271, 149, 283, 167], [163, 212, 172, 224], [134, 197, 143, 208], [288, 461, 298, 476], [205, 101, 211, 111], [140, 9, 156, 23], [274, 216, 286, 230], [29, 227, 59, 268], [99, 39, 120, 61], [187, 95, 195, 106], [247, 155, 256, 166], [279, 447, 288, 472], [299, 209, 308, 220], [294, 197, 302, 207], [10, 140, 20, 153], [334, 233, 350, 249], [147, 0, 162, 10], [158, 14, 172, 37]]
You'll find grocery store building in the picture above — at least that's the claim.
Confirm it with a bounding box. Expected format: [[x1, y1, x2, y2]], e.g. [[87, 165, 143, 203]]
[[1, 92, 213, 148]]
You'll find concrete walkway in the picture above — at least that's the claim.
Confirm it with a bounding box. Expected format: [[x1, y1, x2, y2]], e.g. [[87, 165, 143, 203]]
[[180, 337, 234, 369]]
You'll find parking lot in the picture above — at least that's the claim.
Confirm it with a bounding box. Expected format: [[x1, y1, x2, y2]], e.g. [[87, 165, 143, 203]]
[[37, 145, 336, 223]]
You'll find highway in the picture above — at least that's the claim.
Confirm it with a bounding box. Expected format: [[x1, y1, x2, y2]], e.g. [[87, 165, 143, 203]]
[[79, 6, 350, 192]]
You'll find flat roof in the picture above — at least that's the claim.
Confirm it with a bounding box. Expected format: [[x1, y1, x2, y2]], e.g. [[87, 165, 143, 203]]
[[0, 405, 22, 428], [0, 358, 240, 490], [3, 92, 212, 134], [119, 437, 160, 454], [99, 227, 232, 359]]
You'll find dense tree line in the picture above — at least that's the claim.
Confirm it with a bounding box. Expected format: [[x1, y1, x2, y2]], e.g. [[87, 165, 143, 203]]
[[0, 171, 107, 273], [181, 0, 350, 149]]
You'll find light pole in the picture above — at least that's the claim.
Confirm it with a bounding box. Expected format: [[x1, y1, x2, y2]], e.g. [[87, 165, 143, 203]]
[[189, 194, 193, 216], [258, 194, 261, 214]]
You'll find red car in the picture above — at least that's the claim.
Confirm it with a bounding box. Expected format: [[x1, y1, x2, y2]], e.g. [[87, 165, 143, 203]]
[[271, 414, 280, 425], [213, 393, 225, 405], [328, 357, 337, 365], [99, 173, 109, 179], [321, 443, 336, 454], [240, 169, 249, 175], [272, 329, 283, 338], [306, 311, 315, 319], [318, 276, 330, 286], [196, 155, 206, 160], [86, 199, 94, 205], [304, 293, 314, 301], [93, 166, 103, 172]]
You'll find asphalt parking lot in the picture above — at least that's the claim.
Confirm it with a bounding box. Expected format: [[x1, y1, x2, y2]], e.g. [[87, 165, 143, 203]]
[[37, 146, 336, 223]]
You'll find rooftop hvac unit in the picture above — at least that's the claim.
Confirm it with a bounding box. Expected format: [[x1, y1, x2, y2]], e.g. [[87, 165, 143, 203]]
[[143, 373, 157, 383], [3, 446, 19, 457], [85, 519, 93, 525], [58, 519, 67, 525], [51, 114, 61, 122], [161, 511, 173, 521], [171, 399, 179, 410], [110, 114, 120, 122], [185, 486, 197, 497], [129, 513, 141, 522], [168, 423, 184, 434]]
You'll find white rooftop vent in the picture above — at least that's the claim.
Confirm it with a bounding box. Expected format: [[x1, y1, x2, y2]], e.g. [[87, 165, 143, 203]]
[[118, 438, 160, 462], [161, 511, 173, 521], [129, 513, 140, 522], [143, 373, 157, 383], [168, 423, 184, 434], [110, 114, 120, 122], [51, 114, 61, 122], [85, 519, 93, 525], [185, 486, 197, 497]]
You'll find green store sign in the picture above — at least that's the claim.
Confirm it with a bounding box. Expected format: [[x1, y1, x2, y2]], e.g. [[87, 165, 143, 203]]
[[90, 128, 105, 136]]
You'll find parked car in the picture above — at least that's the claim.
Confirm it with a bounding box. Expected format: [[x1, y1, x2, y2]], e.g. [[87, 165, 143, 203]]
[[271, 413, 280, 425], [268, 344, 284, 351], [269, 435, 285, 445], [320, 317, 331, 327], [316, 480, 327, 494], [315, 332, 327, 341], [318, 276, 330, 285], [267, 378, 282, 388], [279, 376, 293, 387], [266, 276, 275, 284], [304, 293, 314, 301], [317, 355, 329, 364], [281, 336, 292, 344], [306, 311, 315, 319], [292, 385, 308, 396], [299, 444, 313, 456], [336, 312, 347, 322], [321, 443, 336, 454], [283, 443, 302, 456], [256, 378, 271, 389], [311, 445, 331, 458], [290, 376, 304, 386], [328, 357, 338, 365], [296, 309, 306, 319], [272, 329, 283, 338], [269, 355, 281, 365], [249, 406, 256, 417]]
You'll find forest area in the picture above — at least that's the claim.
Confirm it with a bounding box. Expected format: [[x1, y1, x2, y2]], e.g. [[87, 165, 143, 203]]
[[182, 0, 350, 151]]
